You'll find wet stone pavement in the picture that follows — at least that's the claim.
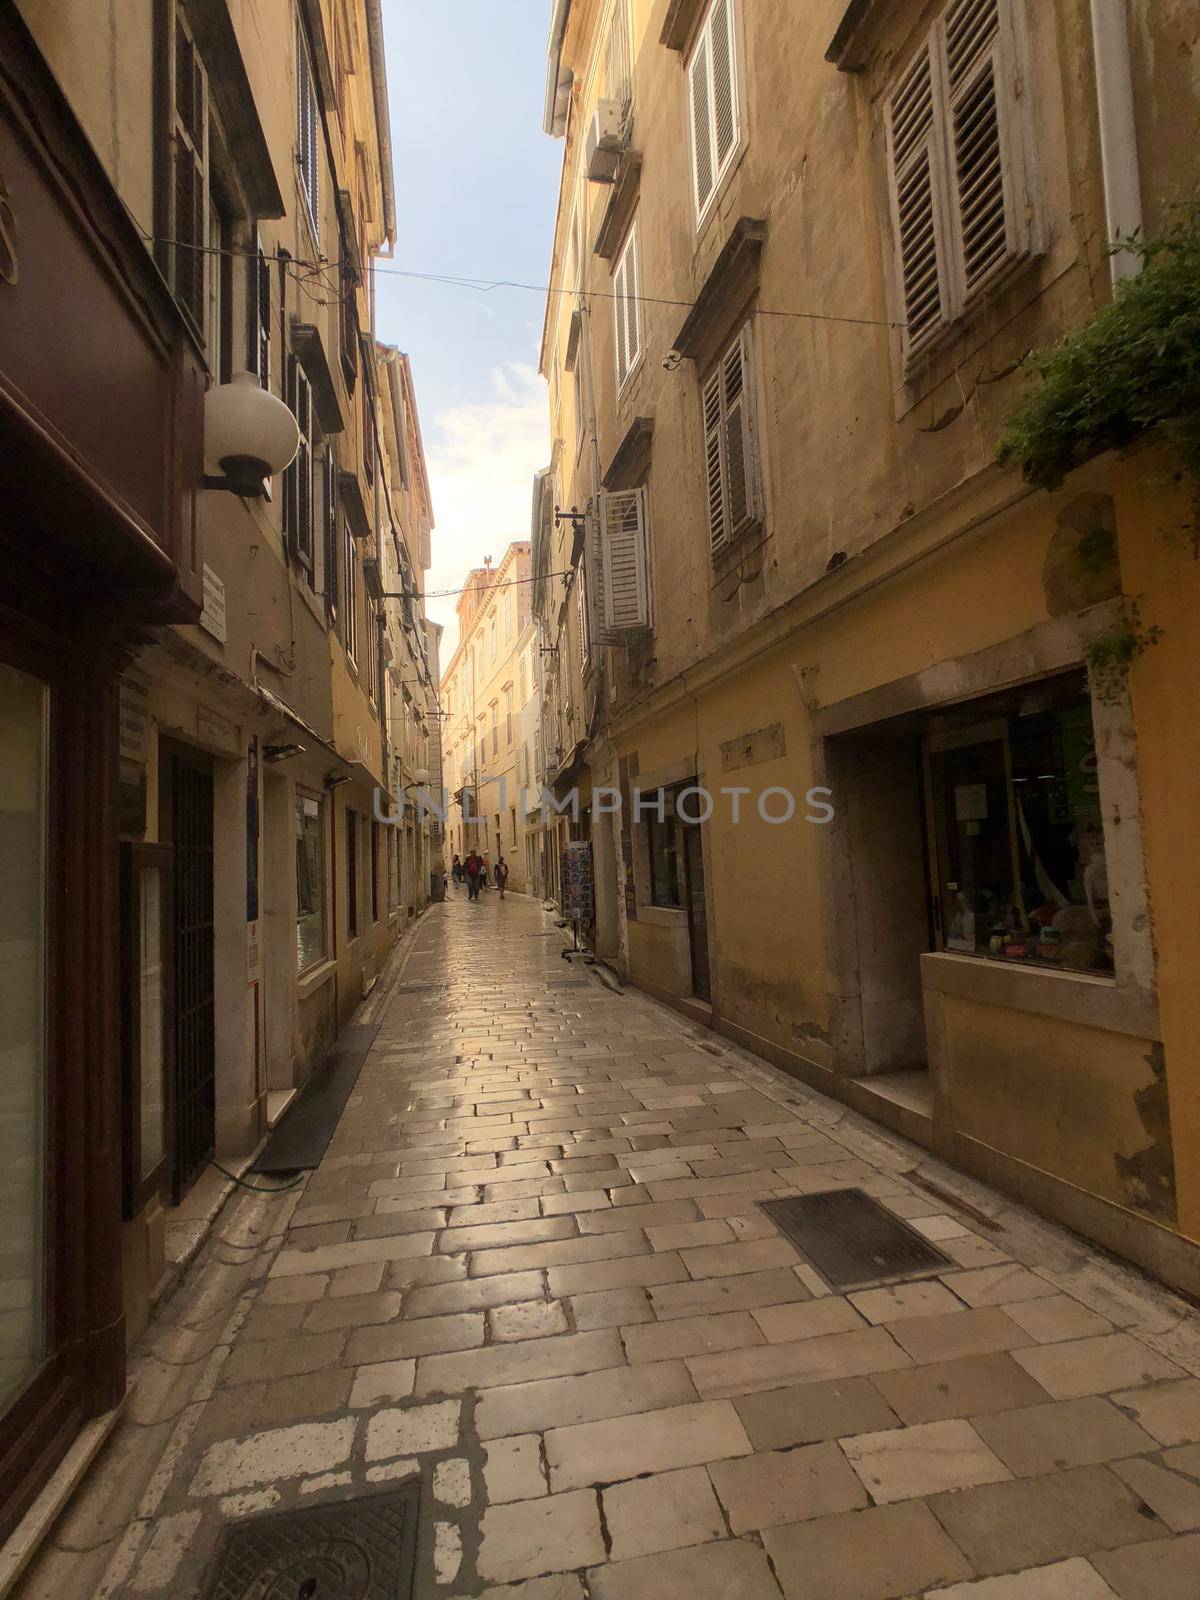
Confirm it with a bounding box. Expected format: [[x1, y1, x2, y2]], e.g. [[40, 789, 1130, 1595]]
[[23, 891, 1200, 1600]]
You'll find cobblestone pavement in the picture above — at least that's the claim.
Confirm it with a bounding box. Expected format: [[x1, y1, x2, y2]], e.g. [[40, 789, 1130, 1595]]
[[22, 893, 1200, 1599]]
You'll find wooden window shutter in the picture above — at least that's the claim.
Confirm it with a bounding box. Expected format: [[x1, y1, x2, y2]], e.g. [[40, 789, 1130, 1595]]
[[613, 224, 640, 390], [887, 44, 949, 353], [722, 326, 759, 535], [295, 368, 313, 569], [297, 21, 320, 242], [171, 17, 207, 329], [710, 0, 737, 173], [943, 0, 1024, 297], [600, 487, 650, 632], [605, 0, 633, 109], [282, 354, 299, 554], [247, 239, 272, 388], [689, 32, 715, 216], [324, 448, 339, 612], [702, 364, 727, 556]]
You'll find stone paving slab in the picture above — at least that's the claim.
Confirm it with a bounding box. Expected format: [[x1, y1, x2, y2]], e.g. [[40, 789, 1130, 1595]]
[[25, 894, 1200, 1600]]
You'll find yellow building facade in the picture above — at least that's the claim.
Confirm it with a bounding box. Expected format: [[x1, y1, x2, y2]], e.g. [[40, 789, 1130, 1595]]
[[534, 0, 1200, 1294], [441, 544, 542, 895]]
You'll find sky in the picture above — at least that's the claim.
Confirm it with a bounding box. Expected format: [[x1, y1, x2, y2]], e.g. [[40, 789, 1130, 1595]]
[[375, 0, 563, 664]]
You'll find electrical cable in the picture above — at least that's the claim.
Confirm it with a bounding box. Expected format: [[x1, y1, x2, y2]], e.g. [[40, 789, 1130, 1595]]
[[208, 1159, 307, 1193], [138, 227, 908, 330]]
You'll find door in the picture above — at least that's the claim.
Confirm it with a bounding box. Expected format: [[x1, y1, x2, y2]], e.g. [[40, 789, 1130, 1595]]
[[679, 815, 712, 1002], [168, 750, 215, 1200]]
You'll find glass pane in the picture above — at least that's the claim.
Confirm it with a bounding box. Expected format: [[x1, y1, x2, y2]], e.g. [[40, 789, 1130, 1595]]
[[930, 675, 1111, 975], [296, 793, 326, 971], [0, 663, 48, 1406], [139, 866, 166, 1178]]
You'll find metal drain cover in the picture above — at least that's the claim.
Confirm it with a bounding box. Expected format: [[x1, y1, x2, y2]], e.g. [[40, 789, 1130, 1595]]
[[759, 1188, 953, 1291], [199, 1485, 420, 1600]]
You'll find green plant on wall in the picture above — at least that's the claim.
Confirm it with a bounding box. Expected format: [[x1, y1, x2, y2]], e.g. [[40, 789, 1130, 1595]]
[[1084, 598, 1163, 708], [997, 199, 1200, 555]]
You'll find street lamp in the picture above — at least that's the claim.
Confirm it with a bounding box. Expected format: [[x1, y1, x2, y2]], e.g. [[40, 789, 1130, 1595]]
[[203, 371, 301, 498]]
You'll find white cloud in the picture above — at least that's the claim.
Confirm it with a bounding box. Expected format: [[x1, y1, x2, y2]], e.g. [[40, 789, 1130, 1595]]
[[423, 362, 550, 665]]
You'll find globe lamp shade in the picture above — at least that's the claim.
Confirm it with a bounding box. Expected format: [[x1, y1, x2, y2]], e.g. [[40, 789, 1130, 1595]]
[[204, 371, 301, 497]]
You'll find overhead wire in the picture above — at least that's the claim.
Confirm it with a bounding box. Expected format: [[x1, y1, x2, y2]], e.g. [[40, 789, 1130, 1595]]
[[137, 228, 909, 330]]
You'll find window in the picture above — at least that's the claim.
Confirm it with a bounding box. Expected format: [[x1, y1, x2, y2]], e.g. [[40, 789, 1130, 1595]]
[[166, 11, 209, 330], [573, 360, 585, 447], [283, 355, 314, 572], [505, 689, 513, 747], [490, 703, 498, 756], [613, 222, 641, 391], [362, 380, 375, 491], [388, 827, 400, 909], [518, 656, 527, 705], [702, 325, 760, 557], [926, 671, 1111, 975], [366, 598, 378, 701], [343, 518, 359, 662], [886, 0, 1035, 359], [209, 187, 234, 381], [510, 805, 518, 844], [247, 235, 272, 389], [504, 591, 512, 638], [577, 563, 592, 670], [687, 0, 740, 223], [323, 446, 338, 614], [339, 242, 359, 392], [296, 791, 326, 971], [370, 820, 380, 922], [346, 809, 359, 937], [605, 0, 633, 110], [646, 790, 683, 908], [600, 487, 650, 630], [296, 18, 320, 241]]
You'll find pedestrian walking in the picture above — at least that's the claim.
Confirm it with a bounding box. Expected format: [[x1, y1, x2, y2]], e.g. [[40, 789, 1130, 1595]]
[[463, 850, 482, 900], [480, 853, 491, 890], [451, 854, 462, 886], [494, 856, 509, 899]]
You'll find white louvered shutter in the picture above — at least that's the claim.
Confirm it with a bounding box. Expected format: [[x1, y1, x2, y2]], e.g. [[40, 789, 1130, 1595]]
[[689, 31, 715, 216], [703, 364, 727, 556], [613, 225, 640, 390], [943, 0, 1023, 297], [887, 44, 949, 354], [601, 488, 649, 632], [710, 0, 738, 176]]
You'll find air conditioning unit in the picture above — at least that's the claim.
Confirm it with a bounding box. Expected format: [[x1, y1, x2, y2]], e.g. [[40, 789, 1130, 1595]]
[[585, 99, 625, 182]]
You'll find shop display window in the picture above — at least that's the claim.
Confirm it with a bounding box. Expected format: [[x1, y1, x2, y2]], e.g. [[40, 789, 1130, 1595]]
[[926, 670, 1111, 975], [296, 791, 326, 971]]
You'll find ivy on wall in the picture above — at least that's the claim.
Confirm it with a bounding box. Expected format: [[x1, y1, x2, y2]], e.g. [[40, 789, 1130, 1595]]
[[997, 200, 1200, 554]]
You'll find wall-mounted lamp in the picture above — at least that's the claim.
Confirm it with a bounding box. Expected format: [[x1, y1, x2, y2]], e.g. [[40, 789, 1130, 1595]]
[[203, 371, 301, 498], [263, 742, 305, 763], [324, 771, 352, 789]]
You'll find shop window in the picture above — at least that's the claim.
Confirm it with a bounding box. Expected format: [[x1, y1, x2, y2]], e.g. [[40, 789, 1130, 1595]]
[[926, 670, 1111, 974], [646, 788, 683, 908], [295, 790, 326, 971]]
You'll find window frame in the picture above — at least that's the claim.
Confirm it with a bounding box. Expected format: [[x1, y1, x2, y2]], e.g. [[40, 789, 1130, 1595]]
[[346, 807, 359, 939], [283, 354, 315, 574], [343, 516, 359, 664]]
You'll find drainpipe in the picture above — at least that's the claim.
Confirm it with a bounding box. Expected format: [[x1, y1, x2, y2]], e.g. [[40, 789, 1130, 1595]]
[[1089, 0, 1144, 287]]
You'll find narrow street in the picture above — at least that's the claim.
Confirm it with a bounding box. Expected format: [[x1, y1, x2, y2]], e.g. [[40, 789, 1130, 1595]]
[[24, 894, 1200, 1600]]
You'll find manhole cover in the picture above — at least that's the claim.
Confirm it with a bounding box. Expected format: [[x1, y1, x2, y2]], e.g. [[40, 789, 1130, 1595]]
[[199, 1485, 420, 1600], [759, 1188, 953, 1291]]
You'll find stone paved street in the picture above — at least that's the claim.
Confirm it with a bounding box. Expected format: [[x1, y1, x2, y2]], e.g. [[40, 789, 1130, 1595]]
[[22, 893, 1200, 1599]]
